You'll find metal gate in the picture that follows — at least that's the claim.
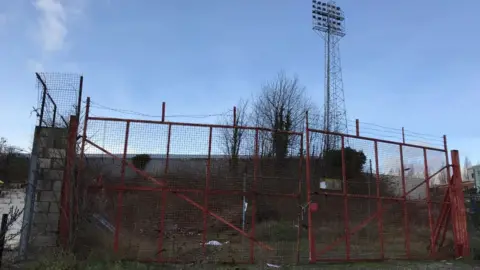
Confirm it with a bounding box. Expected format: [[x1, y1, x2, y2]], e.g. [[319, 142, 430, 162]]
[[60, 97, 469, 265], [73, 98, 305, 264], [304, 117, 469, 262]]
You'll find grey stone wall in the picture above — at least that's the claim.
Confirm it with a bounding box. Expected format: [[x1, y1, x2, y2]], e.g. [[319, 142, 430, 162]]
[[29, 127, 68, 251]]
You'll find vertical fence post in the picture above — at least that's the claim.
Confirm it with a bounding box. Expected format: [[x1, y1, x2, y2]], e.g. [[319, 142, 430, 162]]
[[443, 135, 452, 189], [374, 141, 384, 259], [161, 102, 166, 122], [296, 134, 304, 264], [402, 127, 405, 144], [202, 127, 213, 257], [423, 148, 434, 257], [399, 145, 410, 258], [233, 106, 237, 126], [305, 112, 316, 263], [341, 136, 350, 260], [250, 129, 259, 264], [76, 97, 90, 218], [76, 76, 83, 118], [52, 105, 57, 128], [157, 124, 171, 263], [58, 115, 79, 248], [450, 150, 469, 257], [355, 119, 359, 136], [36, 73, 47, 127], [113, 121, 130, 252], [0, 214, 8, 268]]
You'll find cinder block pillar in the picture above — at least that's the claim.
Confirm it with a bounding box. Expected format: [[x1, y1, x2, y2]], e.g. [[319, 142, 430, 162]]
[[29, 127, 68, 252]]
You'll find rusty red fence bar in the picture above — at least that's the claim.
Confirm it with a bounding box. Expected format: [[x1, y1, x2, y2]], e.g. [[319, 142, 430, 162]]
[[250, 129, 259, 263], [404, 165, 450, 199], [202, 127, 213, 257], [295, 134, 304, 264], [158, 123, 171, 262], [76, 97, 91, 218], [399, 145, 410, 258], [317, 209, 379, 258], [87, 185, 297, 198], [450, 150, 469, 257], [308, 128, 444, 152], [88, 116, 303, 135], [431, 175, 452, 252], [423, 148, 434, 256], [58, 115, 79, 248], [312, 191, 446, 204], [113, 121, 130, 252], [373, 141, 384, 259], [340, 136, 350, 260], [304, 112, 316, 263]]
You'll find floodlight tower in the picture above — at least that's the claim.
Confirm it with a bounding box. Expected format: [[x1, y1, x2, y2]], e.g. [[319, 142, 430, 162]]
[[312, 0, 348, 152]]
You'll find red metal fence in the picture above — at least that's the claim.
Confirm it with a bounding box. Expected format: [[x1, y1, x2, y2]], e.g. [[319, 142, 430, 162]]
[[304, 114, 469, 262], [59, 97, 469, 265]]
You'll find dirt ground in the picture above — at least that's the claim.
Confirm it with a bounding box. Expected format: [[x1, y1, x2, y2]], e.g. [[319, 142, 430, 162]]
[[18, 260, 479, 270], [111, 260, 480, 269]]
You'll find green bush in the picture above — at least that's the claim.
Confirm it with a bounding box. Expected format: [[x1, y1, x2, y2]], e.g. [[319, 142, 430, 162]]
[[131, 154, 151, 171]]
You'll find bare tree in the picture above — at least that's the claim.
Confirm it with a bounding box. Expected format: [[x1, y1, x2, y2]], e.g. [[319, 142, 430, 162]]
[[219, 99, 249, 161], [252, 71, 317, 158]]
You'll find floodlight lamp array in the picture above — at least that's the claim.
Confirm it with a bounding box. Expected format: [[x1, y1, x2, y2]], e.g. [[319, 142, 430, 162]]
[[312, 0, 345, 36]]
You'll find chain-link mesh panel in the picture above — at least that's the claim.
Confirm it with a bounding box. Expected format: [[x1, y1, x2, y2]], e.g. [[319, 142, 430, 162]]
[[36, 72, 81, 128], [306, 127, 452, 261], [78, 117, 304, 264], [75, 103, 453, 265]]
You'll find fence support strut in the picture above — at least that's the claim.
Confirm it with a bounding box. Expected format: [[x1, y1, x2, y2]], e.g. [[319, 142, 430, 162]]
[[202, 127, 213, 257], [113, 121, 130, 252], [305, 112, 316, 263]]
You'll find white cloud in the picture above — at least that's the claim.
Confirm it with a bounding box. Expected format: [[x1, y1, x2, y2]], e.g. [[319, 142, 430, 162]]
[[34, 0, 68, 52]]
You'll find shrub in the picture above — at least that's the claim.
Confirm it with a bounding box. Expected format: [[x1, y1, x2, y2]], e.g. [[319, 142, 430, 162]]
[[131, 154, 151, 171]]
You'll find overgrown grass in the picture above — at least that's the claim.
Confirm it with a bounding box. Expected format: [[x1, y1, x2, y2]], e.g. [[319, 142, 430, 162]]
[[18, 252, 480, 270]]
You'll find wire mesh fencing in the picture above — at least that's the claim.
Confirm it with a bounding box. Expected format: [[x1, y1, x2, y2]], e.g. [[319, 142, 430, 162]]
[[36, 72, 83, 128], [304, 121, 455, 262], [57, 98, 468, 266], [74, 112, 306, 265]]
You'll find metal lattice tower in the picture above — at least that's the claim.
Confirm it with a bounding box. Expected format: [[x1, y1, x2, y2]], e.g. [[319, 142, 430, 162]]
[[312, 0, 348, 152]]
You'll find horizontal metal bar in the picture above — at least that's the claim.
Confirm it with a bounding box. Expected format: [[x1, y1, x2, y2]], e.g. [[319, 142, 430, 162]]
[[308, 128, 445, 152], [87, 184, 299, 198], [312, 191, 448, 204], [88, 116, 303, 135], [404, 165, 451, 198]]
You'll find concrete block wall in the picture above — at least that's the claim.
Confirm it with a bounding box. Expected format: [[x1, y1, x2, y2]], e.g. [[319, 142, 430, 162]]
[[29, 127, 68, 251]]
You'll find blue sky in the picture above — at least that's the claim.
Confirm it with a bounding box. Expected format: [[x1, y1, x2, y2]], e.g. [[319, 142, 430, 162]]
[[1, 0, 479, 167]]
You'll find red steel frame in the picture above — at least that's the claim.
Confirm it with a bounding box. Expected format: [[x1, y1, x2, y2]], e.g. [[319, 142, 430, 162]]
[[304, 118, 469, 263], [76, 98, 304, 263], [58, 115, 79, 248], [68, 98, 469, 264]]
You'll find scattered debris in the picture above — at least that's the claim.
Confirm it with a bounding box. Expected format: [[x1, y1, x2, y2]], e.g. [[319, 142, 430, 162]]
[[266, 263, 281, 268], [204, 240, 223, 246]]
